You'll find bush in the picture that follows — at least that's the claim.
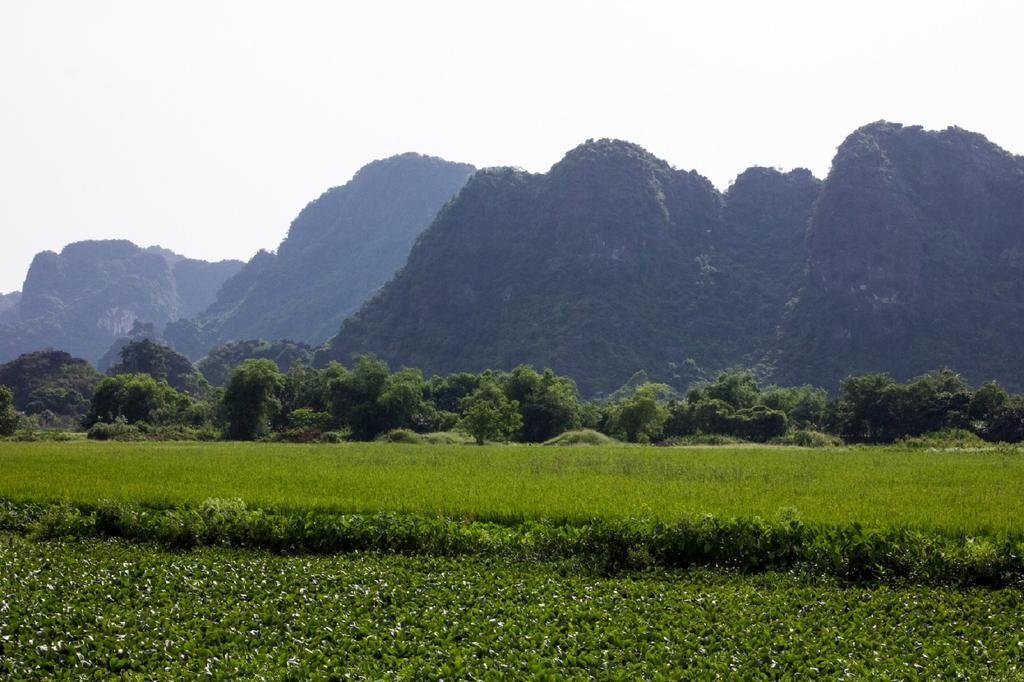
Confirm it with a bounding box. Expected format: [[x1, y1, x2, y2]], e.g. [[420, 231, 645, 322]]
[[376, 428, 424, 444], [319, 431, 347, 444], [87, 417, 142, 441], [543, 429, 619, 446], [657, 433, 748, 446], [272, 428, 325, 443], [770, 430, 842, 448], [898, 428, 989, 450], [420, 431, 476, 445], [140, 424, 219, 441]]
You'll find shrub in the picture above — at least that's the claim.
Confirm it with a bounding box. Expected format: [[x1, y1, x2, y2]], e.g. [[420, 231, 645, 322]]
[[898, 428, 989, 450], [319, 431, 347, 444], [87, 417, 142, 441], [543, 429, 618, 446], [376, 428, 424, 444], [770, 430, 842, 448], [273, 428, 325, 443], [420, 431, 475, 445], [657, 433, 748, 446]]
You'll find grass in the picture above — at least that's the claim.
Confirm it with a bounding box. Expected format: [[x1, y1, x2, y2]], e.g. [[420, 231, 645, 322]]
[[0, 441, 1022, 534], [2, 538, 1023, 679]]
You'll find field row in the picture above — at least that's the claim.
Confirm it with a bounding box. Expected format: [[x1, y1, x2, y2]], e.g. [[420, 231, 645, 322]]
[[2, 537, 1022, 679], [3, 498, 1022, 585], [2, 441, 1023, 533]]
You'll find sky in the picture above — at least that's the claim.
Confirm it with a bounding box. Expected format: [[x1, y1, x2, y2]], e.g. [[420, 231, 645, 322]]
[[2, 0, 1022, 293]]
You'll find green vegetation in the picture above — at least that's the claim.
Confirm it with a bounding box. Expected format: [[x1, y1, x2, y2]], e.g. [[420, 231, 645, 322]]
[[3, 539, 1021, 679], [543, 428, 618, 446], [4, 496, 1022, 584], [222, 359, 285, 440], [0, 349, 102, 426], [107, 338, 209, 396], [1, 441, 1022, 533], [4, 343, 1024, 451], [456, 379, 522, 444], [0, 385, 19, 436], [196, 338, 312, 387]]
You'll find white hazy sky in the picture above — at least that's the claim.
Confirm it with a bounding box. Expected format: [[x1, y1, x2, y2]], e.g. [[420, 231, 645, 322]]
[[2, 0, 1022, 293]]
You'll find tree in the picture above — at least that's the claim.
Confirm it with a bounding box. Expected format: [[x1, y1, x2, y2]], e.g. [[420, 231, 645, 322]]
[[606, 383, 671, 443], [835, 373, 899, 442], [501, 365, 581, 442], [327, 356, 434, 440], [85, 373, 186, 426], [222, 359, 284, 440], [687, 371, 760, 410], [428, 372, 482, 413], [0, 384, 20, 436], [0, 350, 103, 418], [690, 398, 735, 435], [108, 339, 209, 396], [760, 384, 828, 430], [457, 381, 522, 444], [986, 396, 1024, 443], [732, 405, 788, 442]]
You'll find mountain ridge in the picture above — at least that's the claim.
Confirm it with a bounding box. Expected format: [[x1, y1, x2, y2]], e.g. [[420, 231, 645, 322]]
[[0, 240, 243, 364], [164, 152, 475, 358], [318, 138, 820, 395]]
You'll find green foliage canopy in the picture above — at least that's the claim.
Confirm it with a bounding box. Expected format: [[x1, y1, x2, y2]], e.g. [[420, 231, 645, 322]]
[[222, 359, 285, 440]]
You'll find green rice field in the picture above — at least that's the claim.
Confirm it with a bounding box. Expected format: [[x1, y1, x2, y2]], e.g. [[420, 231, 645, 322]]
[[3, 441, 1024, 678], [1, 441, 1022, 533]]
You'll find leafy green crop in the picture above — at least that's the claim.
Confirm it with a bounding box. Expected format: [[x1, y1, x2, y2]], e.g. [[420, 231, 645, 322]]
[[1, 538, 1022, 679]]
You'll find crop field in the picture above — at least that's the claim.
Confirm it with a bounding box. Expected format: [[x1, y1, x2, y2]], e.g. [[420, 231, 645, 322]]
[[1, 441, 1023, 532], [3, 440, 1024, 678], [2, 536, 1023, 680]]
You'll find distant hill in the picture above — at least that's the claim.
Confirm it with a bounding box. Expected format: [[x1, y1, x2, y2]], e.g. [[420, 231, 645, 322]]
[[165, 153, 475, 359], [0, 240, 243, 364], [777, 122, 1024, 391], [319, 140, 819, 395]]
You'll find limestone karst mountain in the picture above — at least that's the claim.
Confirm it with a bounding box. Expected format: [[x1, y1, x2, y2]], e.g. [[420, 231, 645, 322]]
[[319, 139, 820, 395], [164, 153, 475, 359], [0, 240, 243, 364]]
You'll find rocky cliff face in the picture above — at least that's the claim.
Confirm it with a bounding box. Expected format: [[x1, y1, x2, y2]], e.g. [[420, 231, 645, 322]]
[[777, 122, 1024, 390], [164, 153, 475, 359], [320, 140, 818, 395], [0, 240, 243, 364]]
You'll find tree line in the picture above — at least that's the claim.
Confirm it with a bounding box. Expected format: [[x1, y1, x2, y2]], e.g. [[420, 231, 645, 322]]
[[3, 339, 1021, 445]]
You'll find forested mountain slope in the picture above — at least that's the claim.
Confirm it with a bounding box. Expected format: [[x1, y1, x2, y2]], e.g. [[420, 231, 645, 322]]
[[777, 122, 1024, 391], [324, 124, 1024, 395], [320, 140, 819, 395]]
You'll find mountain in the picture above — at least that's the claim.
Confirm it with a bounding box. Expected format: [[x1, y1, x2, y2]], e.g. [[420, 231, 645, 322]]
[[777, 122, 1024, 391], [165, 153, 476, 359], [0, 240, 243, 364], [319, 140, 820, 396], [0, 292, 19, 322]]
